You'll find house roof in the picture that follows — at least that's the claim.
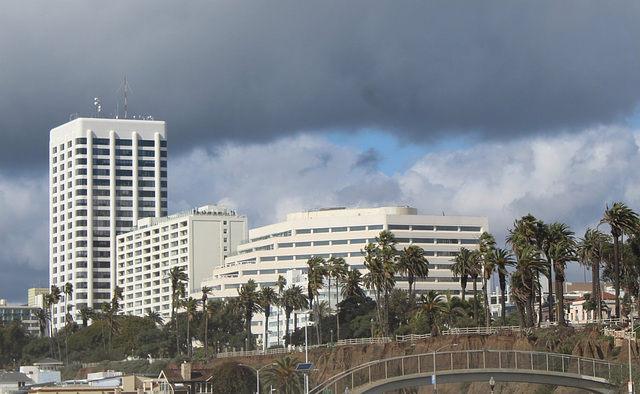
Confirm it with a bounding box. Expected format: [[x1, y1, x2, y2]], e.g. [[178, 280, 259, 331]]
[[34, 358, 63, 366], [160, 366, 213, 383], [0, 372, 35, 385]]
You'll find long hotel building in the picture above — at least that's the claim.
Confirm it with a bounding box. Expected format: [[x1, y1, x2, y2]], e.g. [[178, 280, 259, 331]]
[[202, 206, 488, 347], [116, 205, 248, 320], [49, 118, 167, 329]]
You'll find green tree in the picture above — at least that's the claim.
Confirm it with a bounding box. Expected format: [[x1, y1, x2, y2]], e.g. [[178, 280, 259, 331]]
[[238, 279, 261, 351], [257, 286, 277, 350], [276, 275, 287, 347], [281, 285, 308, 346], [212, 362, 255, 393], [307, 256, 327, 344], [182, 297, 199, 357], [169, 266, 188, 355], [264, 356, 304, 394], [418, 290, 446, 336], [342, 268, 365, 299], [488, 248, 515, 325], [578, 228, 610, 321], [396, 245, 429, 302], [363, 230, 398, 337], [79, 306, 95, 328], [451, 247, 473, 302], [200, 285, 212, 358], [34, 308, 49, 338], [145, 310, 164, 327], [326, 256, 348, 341], [599, 202, 638, 318]]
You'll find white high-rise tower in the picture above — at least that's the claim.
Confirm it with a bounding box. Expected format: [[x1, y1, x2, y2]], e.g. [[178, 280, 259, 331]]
[[49, 117, 167, 329]]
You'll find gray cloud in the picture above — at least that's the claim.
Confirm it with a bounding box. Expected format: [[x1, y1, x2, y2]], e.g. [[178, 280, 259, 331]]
[[2, 1, 640, 174], [353, 148, 382, 173]]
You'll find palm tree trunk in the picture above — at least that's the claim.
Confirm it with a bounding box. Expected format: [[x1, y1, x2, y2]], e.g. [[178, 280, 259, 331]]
[[285, 311, 291, 347], [593, 259, 601, 321], [336, 279, 340, 341], [204, 314, 209, 358], [547, 260, 554, 322], [614, 235, 620, 318], [187, 319, 191, 357], [483, 275, 490, 328], [472, 277, 478, 325], [263, 309, 270, 351], [500, 274, 507, 326], [556, 279, 566, 326]]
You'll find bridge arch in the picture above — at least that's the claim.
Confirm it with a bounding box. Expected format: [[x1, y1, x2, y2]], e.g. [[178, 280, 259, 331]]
[[310, 350, 624, 394]]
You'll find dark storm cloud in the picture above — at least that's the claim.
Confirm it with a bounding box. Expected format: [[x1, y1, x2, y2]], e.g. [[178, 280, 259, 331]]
[[2, 1, 640, 175], [354, 148, 382, 172]]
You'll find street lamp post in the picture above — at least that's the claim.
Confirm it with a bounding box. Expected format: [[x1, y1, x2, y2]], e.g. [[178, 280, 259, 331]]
[[489, 376, 495, 394], [295, 311, 311, 394], [431, 343, 458, 394], [239, 363, 275, 394]]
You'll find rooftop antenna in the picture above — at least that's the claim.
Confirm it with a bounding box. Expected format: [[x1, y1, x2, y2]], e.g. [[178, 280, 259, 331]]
[[94, 97, 102, 117], [124, 77, 128, 119]]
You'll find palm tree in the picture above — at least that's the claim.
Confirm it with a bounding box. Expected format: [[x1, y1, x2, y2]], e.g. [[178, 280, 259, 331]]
[[578, 228, 610, 321], [49, 285, 61, 334], [342, 268, 365, 299], [200, 286, 212, 358], [418, 290, 446, 336], [78, 306, 95, 328], [238, 279, 261, 351], [441, 291, 466, 329], [488, 248, 515, 325], [257, 286, 277, 350], [264, 356, 305, 394], [281, 285, 308, 347], [363, 231, 398, 337], [307, 256, 327, 344], [599, 202, 639, 318], [396, 245, 430, 302], [276, 275, 287, 346], [327, 256, 348, 341], [35, 308, 49, 338], [477, 232, 496, 327], [169, 266, 188, 355], [63, 283, 73, 324], [513, 244, 547, 327], [182, 297, 200, 357], [550, 239, 577, 326], [451, 247, 474, 301], [145, 310, 164, 327]]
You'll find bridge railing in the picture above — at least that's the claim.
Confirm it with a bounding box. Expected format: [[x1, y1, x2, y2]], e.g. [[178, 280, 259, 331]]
[[310, 350, 624, 394]]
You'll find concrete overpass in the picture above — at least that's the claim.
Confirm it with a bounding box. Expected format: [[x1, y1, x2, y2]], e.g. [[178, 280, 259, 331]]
[[310, 350, 625, 394]]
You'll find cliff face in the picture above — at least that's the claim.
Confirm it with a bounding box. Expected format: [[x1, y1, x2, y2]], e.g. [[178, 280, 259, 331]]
[[308, 329, 617, 394]]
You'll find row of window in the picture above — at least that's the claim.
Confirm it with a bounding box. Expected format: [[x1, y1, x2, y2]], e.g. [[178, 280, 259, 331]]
[[73, 137, 167, 148]]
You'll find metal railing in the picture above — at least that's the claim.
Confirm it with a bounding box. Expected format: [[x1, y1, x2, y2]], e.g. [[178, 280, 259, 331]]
[[310, 350, 624, 394], [335, 337, 392, 346]]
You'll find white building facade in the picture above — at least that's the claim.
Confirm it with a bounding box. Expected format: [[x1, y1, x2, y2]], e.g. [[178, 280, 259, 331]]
[[116, 205, 248, 320], [49, 118, 167, 328], [202, 206, 488, 347]]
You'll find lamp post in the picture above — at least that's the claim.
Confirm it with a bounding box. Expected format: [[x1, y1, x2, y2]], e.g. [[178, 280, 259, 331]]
[[295, 311, 311, 394], [431, 343, 458, 394], [239, 363, 275, 394], [370, 318, 374, 340], [489, 376, 495, 394], [629, 304, 636, 394]]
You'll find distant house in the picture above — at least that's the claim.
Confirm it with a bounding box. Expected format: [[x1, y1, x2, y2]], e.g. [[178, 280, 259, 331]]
[[158, 363, 213, 394], [20, 358, 63, 385], [0, 372, 34, 394], [568, 291, 615, 324]]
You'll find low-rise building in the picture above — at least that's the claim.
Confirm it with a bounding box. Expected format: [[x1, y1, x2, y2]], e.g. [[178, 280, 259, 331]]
[[0, 299, 40, 336]]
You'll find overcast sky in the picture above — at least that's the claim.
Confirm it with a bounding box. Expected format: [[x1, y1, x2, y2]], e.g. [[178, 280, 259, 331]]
[[2, 1, 640, 303]]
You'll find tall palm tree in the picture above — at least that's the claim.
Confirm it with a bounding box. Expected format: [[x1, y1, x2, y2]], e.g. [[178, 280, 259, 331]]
[[451, 247, 474, 301], [540, 222, 574, 322], [488, 248, 515, 325], [326, 256, 348, 341], [257, 286, 277, 350], [599, 202, 639, 318], [281, 285, 308, 347], [49, 285, 61, 334], [182, 297, 200, 357], [578, 228, 610, 321], [200, 286, 212, 358], [513, 244, 547, 327], [63, 282, 73, 324], [396, 245, 430, 302], [342, 268, 365, 299], [264, 356, 305, 394], [477, 232, 496, 327], [468, 250, 482, 325], [35, 308, 49, 338], [169, 266, 188, 355], [238, 279, 261, 351], [79, 306, 95, 328], [307, 256, 327, 344], [363, 231, 398, 337], [550, 239, 577, 326], [276, 275, 287, 346]]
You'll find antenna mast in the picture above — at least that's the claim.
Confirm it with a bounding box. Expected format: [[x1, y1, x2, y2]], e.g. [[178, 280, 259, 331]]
[[124, 77, 128, 119]]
